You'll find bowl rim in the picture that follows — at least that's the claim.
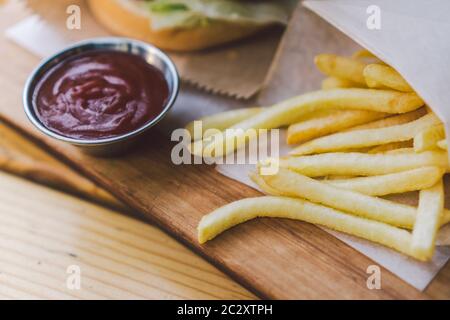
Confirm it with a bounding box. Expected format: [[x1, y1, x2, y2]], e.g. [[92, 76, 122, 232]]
[[23, 37, 180, 146]]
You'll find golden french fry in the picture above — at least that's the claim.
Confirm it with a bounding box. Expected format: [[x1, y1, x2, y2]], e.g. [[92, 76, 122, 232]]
[[294, 109, 354, 122], [443, 209, 450, 226], [290, 113, 441, 155], [191, 89, 424, 157], [321, 77, 360, 90], [368, 141, 413, 153], [315, 54, 367, 85], [185, 107, 263, 141], [248, 171, 283, 196], [385, 148, 415, 155], [260, 168, 416, 228], [287, 110, 387, 145], [413, 124, 445, 152], [437, 139, 447, 150], [197, 196, 418, 258], [324, 175, 355, 180], [364, 64, 413, 92], [279, 151, 448, 177], [352, 49, 374, 59], [325, 167, 444, 196], [411, 180, 444, 260], [346, 108, 426, 131]]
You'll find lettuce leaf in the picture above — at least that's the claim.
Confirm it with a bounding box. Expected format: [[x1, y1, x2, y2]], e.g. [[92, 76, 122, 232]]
[[144, 0, 297, 30], [149, 2, 188, 13]]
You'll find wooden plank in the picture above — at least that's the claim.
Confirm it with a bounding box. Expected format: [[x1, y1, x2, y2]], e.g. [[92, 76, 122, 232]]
[[0, 171, 255, 300], [0, 120, 128, 212], [0, 1, 447, 299]]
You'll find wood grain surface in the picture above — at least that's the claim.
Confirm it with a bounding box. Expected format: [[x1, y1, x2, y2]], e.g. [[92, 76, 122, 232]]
[[0, 171, 255, 299], [0, 1, 449, 299], [0, 120, 128, 212]]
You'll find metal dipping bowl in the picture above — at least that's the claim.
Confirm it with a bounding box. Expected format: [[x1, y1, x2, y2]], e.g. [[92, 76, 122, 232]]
[[23, 37, 180, 156]]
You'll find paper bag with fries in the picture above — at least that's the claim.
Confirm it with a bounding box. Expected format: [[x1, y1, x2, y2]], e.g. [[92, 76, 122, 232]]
[[187, 0, 450, 289]]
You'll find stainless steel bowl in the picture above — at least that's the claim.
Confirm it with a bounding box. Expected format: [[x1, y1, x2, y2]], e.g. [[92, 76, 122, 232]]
[[23, 37, 179, 156]]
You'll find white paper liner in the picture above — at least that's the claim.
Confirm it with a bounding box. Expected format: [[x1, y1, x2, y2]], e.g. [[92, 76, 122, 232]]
[[5, 15, 71, 58]]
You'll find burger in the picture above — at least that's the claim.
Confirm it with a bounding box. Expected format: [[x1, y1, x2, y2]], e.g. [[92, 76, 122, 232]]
[[88, 0, 296, 51]]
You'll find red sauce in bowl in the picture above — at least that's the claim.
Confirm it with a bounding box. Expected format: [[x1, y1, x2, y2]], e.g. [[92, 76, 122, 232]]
[[33, 50, 169, 139]]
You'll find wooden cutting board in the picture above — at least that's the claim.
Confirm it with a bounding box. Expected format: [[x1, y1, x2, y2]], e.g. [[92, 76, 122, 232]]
[[1, 1, 448, 299]]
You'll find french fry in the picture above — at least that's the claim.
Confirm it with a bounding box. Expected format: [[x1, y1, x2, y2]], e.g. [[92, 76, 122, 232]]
[[294, 109, 353, 122], [315, 54, 367, 85], [346, 108, 426, 131], [290, 113, 441, 155], [385, 148, 415, 155], [368, 141, 413, 153], [364, 64, 413, 92], [324, 175, 355, 180], [279, 151, 448, 177], [185, 107, 263, 140], [325, 167, 444, 196], [259, 168, 416, 228], [321, 77, 360, 90], [197, 196, 417, 258], [351, 49, 383, 64], [443, 209, 450, 226], [413, 124, 445, 152], [437, 139, 447, 150], [248, 171, 283, 196], [191, 89, 424, 157], [411, 180, 444, 260], [287, 110, 387, 145]]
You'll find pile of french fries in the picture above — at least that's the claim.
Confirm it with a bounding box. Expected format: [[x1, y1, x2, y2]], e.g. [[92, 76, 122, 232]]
[[188, 50, 450, 261]]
